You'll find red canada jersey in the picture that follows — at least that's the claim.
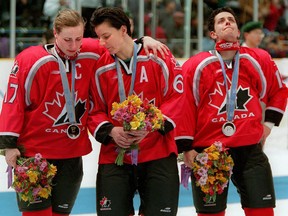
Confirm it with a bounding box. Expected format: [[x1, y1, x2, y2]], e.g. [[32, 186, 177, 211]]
[[177, 47, 288, 148], [88, 43, 184, 164], [0, 38, 106, 159]]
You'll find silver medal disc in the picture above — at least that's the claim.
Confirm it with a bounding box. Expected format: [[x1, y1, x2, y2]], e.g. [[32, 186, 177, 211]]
[[222, 122, 236, 136], [67, 124, 80, 139]]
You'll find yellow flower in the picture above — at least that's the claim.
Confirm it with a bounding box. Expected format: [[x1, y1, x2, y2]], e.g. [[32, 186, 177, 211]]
[[48, 164, 57, 177], [216, 173, 227, 182], [110, 102, 118, 115], [14, 180, 21, 188], [153, 122, 161, 129], [208, 151, 220, 160], [21, 194, 29, 202], [130, 120, 141, 130], [220, 164, 230, 171], [208, 175, 216, 184], [128, 95, 142, 106], [201, 186, 209, 194], [226, 156, 234, 164], [27, 170, 38, 183], [192, 162, 200, 169], [136, 112, 145, 122], [39, 187, 50, 199]]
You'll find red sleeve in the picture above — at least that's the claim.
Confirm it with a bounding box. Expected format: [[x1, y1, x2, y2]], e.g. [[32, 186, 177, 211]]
[[0, 56, 28, 137], [174, 57, 197, 143], [157, 52, 184, 129], [255, 48, 288, 126]]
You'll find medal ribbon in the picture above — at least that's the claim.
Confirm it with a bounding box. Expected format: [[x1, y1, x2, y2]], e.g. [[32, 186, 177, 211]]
[[216, 51, 240, 122], [115, 43, 138, 165], [115, 43, 138, 102], [54, 48, 77, 124]]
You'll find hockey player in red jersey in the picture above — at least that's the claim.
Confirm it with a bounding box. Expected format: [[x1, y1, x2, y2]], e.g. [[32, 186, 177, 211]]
[[0, 10, 98, 216], [88, 7, 184, 216], [0, 8, 171, 216], [176, 7, 288, 216]]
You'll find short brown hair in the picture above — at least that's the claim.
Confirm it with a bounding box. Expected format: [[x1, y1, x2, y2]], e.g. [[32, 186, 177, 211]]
[[90, 7, 132, 37]]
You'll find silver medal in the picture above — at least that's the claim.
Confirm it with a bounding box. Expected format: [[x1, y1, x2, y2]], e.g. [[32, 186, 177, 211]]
[[222, 122, 236, 136], [67, 124, 80, 139]]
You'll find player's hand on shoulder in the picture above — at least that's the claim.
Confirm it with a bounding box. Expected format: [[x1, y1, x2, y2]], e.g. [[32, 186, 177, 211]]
[[142, 36, 169, 59]]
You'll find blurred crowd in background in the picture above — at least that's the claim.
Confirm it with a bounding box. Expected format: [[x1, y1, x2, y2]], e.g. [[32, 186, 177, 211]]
[[1, 0, 288, 58]]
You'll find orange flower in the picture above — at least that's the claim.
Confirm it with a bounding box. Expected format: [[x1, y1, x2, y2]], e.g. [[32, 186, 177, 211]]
[[191, 141, 234, 203]]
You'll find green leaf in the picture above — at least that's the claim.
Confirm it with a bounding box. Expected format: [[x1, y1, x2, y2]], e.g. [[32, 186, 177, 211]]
[[115, 148, 126, 166]]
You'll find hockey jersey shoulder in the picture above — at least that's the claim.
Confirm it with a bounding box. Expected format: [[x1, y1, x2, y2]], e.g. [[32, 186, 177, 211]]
[[96, 49, 114, 68], [81, 38, 106, 56], [17, 45, 50, 61], [182, 51, 214, 74], [240, 46, 272, 62], [13, 45, 53, 76]]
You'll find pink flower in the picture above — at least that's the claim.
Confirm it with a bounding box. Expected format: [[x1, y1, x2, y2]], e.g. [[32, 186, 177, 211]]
[[39, 161, 48, 171], [197, 167, 208, 176], [196, 153, 208, 165]]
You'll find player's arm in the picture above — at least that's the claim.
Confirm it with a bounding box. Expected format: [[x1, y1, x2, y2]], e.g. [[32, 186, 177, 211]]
[[136, 36, 169, 59]]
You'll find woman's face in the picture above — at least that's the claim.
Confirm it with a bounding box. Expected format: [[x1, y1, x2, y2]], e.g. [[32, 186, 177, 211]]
[[210, 11, 240, 42], [54, 24, 84, 56], [94, 21, 126, 55]]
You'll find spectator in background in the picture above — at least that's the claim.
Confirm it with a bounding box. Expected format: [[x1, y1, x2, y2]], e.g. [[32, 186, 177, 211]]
[[202, 26, 215, 51], [81, 0, 102, 37], [0, 0, 10, 57], [262, 32, 287, 58], [204, 0, 228, 9], [44, 0, 103, 37], [158, 0, 177, 41], [17, 0, 45, 27], [238, 0, 270, 26], [171, 11, 185, 57], [263, 0, 285, 32], [0, 37, 9, 58], [43, 0, 76, 28], [0, 1, 10, 27], [125, 11, 135, 37], [241, 21, 264, 48], [144, 14, 167, 44]]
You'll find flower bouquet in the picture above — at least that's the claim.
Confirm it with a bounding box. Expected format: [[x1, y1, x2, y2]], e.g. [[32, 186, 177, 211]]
[[180, 141, 234, 203], [11, 153, 57, 204], [111, 94, 164, 165]]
